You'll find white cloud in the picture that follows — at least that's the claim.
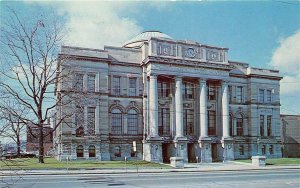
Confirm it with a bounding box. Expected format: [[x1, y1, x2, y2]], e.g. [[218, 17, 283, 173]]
[[270, 30, 300, 95], [57, 2, 143, 49]]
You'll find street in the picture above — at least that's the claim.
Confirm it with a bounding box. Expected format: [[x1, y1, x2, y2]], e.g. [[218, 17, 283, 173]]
[[0, 169, 299, 188]]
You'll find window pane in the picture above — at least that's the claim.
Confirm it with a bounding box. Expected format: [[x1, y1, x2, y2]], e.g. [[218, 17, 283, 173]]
[[267, 115, 272, 136], [158, 80, 170, 98], [259, 89, 264, 103], [158, 108, 170, 136], [236, 115, 243, 136], [236, 86, 243, 103], [183, 109, 194, 135], [111, 109, 122, 134], [128, 109, 138, 134], [128, 78, 137, 96], [87, 107, 95, 135], [266, 90, 271, 103], [87, 75, 95, 92], [208, 84, 216, 100], [260, 115, 264, 136], [208, 111, 216, 135], [112, 77, 121, 96], [74, 73, 84, 91]]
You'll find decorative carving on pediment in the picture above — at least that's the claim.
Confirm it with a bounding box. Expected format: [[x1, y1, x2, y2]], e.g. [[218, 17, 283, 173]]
[[158, 100, 169, 107], [206, 49, 224, 62], [157, 43, 176, 57], [183, 102, 193, 109], [113, 100, 120, 105], [207, 102, 216, 111], [182, 46, 202, 59]]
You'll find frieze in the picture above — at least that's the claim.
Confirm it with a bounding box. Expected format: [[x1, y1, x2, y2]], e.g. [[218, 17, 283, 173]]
[[157, 43, 176, 57], [151, 63, 229, 77], [182, 46, 202, 59], [206, 49, 224, 62], [207, 102, 216, 111], [145, 56, 233, 70]]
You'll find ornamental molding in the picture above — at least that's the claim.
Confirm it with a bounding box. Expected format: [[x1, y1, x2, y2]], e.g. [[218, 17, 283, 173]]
[[150, 63, 229, 77], [144, 56, 233, 71]]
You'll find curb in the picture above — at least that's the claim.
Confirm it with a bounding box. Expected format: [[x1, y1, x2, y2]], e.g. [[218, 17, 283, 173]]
[[0, 166, 299, 176]]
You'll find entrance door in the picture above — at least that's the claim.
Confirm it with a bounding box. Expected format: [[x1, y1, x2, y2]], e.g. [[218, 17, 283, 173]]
[[188, 143, 196, 163], [212, 143, 218, 162], [162, 143, 170, 163]]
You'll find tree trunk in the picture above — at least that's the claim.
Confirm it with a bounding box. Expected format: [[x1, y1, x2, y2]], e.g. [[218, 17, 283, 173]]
[[38, 123, 44, 163], [17, 136, 21, 158]]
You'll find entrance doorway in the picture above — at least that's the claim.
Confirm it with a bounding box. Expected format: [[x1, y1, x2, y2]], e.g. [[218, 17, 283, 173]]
[[212, 143, 218, 162], [188, 143, 196, 163], [162, 143, 170, 163]]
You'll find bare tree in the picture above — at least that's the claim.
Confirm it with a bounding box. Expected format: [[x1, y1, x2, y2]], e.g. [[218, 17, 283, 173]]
[[0, 102, 27, 157], [0, 8, 78, 163]]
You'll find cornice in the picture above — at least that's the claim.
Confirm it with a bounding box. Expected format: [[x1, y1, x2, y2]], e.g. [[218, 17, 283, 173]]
[[142, 56, 234, 71]]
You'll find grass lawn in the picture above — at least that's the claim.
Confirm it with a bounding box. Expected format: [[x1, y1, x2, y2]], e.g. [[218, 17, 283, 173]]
[[0, 157, 170, 170], [236, 158, 300, 165]]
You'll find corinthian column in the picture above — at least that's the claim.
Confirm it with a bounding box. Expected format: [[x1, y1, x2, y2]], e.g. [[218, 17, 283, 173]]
[[175, 76, 183, 138], [222, 81, 230, 138], [199, 79, 208, 138], [149, 74, 158, 137]]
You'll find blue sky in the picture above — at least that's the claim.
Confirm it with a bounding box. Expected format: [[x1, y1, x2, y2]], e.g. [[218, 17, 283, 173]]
[[1, 1, 300, 115]]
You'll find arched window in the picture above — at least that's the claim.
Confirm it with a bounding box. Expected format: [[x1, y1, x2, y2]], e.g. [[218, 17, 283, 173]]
[[128, 109, 138, 134], [76, 127, 84, 137], [111, 108, 122, 134], [236, 113, 243, 136], [76, 145, 84, 157], [229, 114, 233, 136], [88, 145, 95, 157]]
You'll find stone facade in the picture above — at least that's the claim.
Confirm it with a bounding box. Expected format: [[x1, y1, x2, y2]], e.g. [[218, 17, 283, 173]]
[[54, 31, 282, 162], [281, 115, 300, 158]]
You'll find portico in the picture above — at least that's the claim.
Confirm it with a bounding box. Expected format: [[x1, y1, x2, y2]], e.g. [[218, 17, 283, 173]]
[[143, 56, 234, 162]]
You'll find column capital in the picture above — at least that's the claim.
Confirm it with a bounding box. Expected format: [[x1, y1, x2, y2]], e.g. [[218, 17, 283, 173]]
[[149, 73, 158, 78], [175, 76, 183, 80], [199, 79, 207, 85]]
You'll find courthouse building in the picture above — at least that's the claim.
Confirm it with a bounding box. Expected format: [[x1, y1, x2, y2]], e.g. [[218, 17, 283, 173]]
[[54, 31, 282, 162]]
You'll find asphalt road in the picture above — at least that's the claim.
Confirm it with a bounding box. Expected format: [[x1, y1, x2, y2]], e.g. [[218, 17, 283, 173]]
[[0, 169, 299, 188]]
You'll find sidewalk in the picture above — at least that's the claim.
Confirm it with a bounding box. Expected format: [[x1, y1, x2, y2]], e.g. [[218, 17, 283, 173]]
[[1, 161, 299, 176]]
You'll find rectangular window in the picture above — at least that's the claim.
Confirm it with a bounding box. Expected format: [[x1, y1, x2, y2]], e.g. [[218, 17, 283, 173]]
[[260, 115, 264, 136], [87, 75, 95, 92], [269, 145, 274, 155], [183, 82, 194, 99], [239, 145, 244, 155], [73, 73, 84, 91], [87, 107, 95, 135], [158, 80, 170, 98], [262, 145, 266, 155], [259, 89, 264, 103], [208, 111, 216, 135], [208, 83, 217, 100], [236, 86, 243, 103], [266, 90, 272, 103], [236, 117, 243, 136], [158, 108, 170, 136], [75, 106, 84, 128], [112, 76, 121, 96], [267, 115, 272, 136], [128, 77, 137, 96], [183, 109, 194, 135]]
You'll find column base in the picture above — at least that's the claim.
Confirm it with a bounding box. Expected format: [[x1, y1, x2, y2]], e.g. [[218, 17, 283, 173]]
[[221, 137, 234, 161], [173, 140, 188, 163], [143, 139, 163, 163], [198, 137, 212, 163]]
